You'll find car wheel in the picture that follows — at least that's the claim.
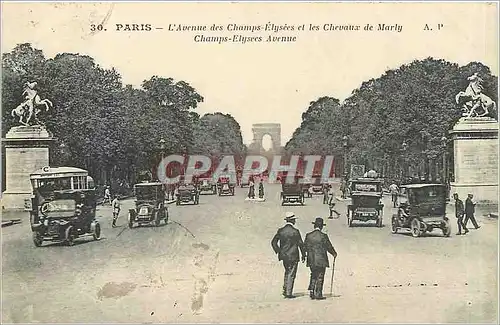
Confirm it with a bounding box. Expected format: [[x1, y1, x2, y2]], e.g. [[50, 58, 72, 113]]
[[93, 222, 101, 240], [164, 210, 169, 224], [442, 219, 451, 237], [391, 215, 398, 234], [411, 218, 421, 238], [128, 213, 134, 229], [65, 226, 75, 246], [33, 231, 43, 247]]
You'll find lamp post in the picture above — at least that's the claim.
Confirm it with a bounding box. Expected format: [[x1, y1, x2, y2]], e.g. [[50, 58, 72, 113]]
[[401, 140, 408, 182], [441, 136, 448, 185], [342, 135, 349, 178], [59, 142, 67, 166], [420, 131, 429, 181]]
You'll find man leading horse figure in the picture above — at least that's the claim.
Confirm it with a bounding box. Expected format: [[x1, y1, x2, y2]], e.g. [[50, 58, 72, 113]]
[[11, 81, 53, 126], [455, 73, 497, 119]]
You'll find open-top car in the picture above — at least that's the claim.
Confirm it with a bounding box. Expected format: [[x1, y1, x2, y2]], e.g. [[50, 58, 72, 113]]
[[391, 184, 451, 238], [280, 179, 305, 206], [347, 178, 384, 227], [217, 175, 235, 196], [128, 182, 168, 228], [29, 166, 101, 247], [197, 177, 217, 195], [176, 183, 200, 205]]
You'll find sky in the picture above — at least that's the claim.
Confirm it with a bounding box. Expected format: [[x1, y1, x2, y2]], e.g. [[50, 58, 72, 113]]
[[2, 2, 498, 146]]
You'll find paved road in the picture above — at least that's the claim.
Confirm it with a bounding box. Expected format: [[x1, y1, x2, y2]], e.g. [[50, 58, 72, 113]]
[[2, 183, 498, 323]]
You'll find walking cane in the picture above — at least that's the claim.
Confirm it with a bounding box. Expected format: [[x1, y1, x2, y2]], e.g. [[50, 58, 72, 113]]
[[330, 256, 336, 296]]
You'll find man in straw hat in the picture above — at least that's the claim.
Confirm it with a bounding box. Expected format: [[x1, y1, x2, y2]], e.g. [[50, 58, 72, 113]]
[[304, 217, 338, 300], [271, 212, 306, 299]]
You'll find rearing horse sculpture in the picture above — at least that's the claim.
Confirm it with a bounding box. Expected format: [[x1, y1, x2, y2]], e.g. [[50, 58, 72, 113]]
[[11, 81, 53, 126], [455, 73, 496, 118]]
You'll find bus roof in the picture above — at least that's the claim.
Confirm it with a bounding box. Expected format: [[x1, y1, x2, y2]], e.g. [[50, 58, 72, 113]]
[[400, 183, 444, 189], [30, 166, 89, 179]]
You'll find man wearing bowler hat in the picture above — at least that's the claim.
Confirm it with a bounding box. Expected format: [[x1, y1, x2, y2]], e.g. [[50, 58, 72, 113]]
[[304, 217, 338, 300], [271, 212, 306, 299]]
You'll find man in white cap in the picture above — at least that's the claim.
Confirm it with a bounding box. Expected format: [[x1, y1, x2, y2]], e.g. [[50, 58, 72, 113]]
[[271, 212, 306, 299]]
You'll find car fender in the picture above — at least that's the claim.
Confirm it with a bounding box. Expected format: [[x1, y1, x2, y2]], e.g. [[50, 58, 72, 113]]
[[128, 209, 137, 217]]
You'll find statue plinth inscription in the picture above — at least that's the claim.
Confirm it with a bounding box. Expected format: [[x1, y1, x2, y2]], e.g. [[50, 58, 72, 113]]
[[450, 118, 498, 204], [2, 127, 55, 211]]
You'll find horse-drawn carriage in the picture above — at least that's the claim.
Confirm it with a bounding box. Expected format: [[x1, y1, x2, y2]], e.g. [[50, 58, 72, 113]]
[[128, 182, 169, 228], [29, 167, 101, 247], [391, 184, 451, 238], [347, 178, 384, 227]]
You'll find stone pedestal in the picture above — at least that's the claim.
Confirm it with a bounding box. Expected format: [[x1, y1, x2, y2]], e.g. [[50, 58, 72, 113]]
[[1, 126, 54, 211], [449, 118, 498, 204]]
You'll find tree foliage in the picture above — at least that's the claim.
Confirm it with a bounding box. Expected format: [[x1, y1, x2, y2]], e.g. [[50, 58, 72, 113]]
[[286, 57, 498, 179], [2, 43, 243, 185]]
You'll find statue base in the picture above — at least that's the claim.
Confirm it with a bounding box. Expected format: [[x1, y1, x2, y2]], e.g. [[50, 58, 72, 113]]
[[1, 125, 55, 211], [449, 117, 498, 204]]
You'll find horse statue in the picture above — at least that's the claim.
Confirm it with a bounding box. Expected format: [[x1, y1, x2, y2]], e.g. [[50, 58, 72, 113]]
[[455, 73, 497, 119], [11, 81, 53, 126]]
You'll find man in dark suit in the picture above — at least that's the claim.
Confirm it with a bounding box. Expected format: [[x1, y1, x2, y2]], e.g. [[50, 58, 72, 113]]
[[454, 193, 468, 235], [464, 193, 480, 229], [304, 217, 338, 300], [271, 212, 305, 299]]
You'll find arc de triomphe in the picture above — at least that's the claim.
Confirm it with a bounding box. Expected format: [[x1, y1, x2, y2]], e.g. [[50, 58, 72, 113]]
[[249, 123, 281, 152]]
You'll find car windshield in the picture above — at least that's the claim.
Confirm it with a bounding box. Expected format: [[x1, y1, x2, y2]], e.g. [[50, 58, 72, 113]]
[[36, 177, 72, 192], [135, 186, 159, 199], [412, 187, 445, 204], [40, 199, 76, 218], [352, 195, 380, 206]]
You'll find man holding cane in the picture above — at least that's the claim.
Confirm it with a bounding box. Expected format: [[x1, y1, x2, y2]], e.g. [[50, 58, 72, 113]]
[[304, 217, 338, 300]]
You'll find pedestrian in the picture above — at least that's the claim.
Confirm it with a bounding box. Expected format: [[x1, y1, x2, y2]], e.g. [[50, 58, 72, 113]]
[[271, 212, 306, 299], [104, 186, 112, 205], [323, 184, 330, 204], [304, 217, 338, 300], [248, 177, 255, 199], [389, 182, 399, 208], [464, 194, 480, 229], [111, 194, 121, 228], [453, 193, 468, 235], [258, 179, 265, 199]]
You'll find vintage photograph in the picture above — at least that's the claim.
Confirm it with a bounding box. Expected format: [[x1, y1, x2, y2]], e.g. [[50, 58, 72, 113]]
[[1, 1, 498, 323]]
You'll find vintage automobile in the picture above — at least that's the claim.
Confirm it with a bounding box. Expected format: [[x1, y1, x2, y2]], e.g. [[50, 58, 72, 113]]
[[29, 166, 101, 247], [391, 184, 451, 238], [217, 175, 235, 196], [176, 184, 200, 205], [197, 177, 217, 194], [128, 182, 169, 228], [309, 174, 325, 195], [281, 181, 305, 206], [347, 178, 384, 227], [299, 176, 313, 198]]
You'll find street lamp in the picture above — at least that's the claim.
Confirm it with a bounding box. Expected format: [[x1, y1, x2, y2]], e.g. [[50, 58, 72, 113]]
[[59, 142, 67, 166], [342, 135, 349, 178], [420, 131, 429, 181], [401, 140, 408, 182], [441, 136, 448, 185], [159, 137, 166, 160]]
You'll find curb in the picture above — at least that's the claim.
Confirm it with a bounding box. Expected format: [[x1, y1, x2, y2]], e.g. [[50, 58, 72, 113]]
[[1, 219, 22, 227]]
